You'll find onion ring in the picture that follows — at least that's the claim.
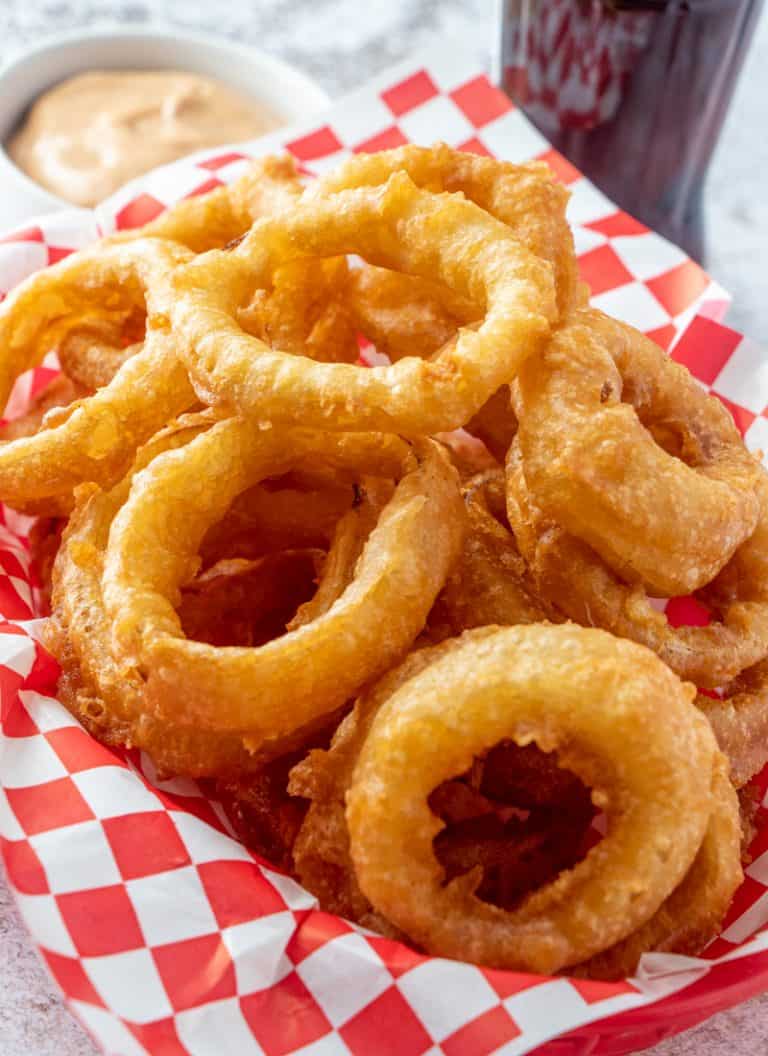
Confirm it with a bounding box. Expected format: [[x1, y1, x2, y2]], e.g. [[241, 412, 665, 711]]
[[697, 659, 768, 789], [57, 330, 141, 391], [110, 155, 304, 252], [313, 143, 582, 317], [168, 172, 557, 435], [0, 238, 195, 512], [321, 144, 577, 451], [290, 640, 464, 934], [45, 414, 268, 778], [0, 374, 88, 443], [346, 624, 717, 973], [286, 484, 389, 632], [507, 440, 768, 688], [574, 754, 742, 980], [47, 416, 389, 778], [101, 422, 464, 745], [515, 310, 761, 596]]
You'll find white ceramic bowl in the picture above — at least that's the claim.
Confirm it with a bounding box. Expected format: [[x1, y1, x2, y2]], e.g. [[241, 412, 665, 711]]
[[0, 26, 330, 230]]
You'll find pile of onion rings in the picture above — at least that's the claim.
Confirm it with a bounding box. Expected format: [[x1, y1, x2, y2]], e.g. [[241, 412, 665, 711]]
[[0, 143, 760, 980]]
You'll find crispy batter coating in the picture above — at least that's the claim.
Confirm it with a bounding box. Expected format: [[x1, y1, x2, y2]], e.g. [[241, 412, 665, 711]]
[[169, 172, 557, 435], [101, 423, 464, 743], [507, 440, 768, 689], [347, 625, 717, 973], [515, 310, 761, 597]]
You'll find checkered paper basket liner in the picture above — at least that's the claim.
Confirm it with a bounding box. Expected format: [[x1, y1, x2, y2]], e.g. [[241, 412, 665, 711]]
[[1, 43, 767, 1056]]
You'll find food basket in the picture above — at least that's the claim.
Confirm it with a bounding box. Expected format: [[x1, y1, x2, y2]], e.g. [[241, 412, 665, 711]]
[[1, 44, 767, 1056]]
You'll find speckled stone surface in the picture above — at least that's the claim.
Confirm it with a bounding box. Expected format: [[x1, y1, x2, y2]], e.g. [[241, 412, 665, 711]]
[[0, 4, 767, 1056]]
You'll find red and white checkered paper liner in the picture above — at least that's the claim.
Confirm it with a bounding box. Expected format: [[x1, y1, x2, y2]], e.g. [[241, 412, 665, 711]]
[[1, 44, 767, 1056]]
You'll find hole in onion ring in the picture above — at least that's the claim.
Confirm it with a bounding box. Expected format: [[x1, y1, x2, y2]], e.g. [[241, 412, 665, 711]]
[[429, 741, 598, 912], [179, 549, 325, 648]]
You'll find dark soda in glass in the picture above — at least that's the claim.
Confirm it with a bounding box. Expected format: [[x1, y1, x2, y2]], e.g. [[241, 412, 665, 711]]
[[497, 0, 765, 260]]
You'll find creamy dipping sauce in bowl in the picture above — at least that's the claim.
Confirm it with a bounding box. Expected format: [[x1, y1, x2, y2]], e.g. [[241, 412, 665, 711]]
[[0, 29, 329, 228], [9, 69, 281, 207]]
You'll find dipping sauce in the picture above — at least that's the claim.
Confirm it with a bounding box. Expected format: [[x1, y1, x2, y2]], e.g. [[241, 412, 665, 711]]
[[8, 70, 281, 207]]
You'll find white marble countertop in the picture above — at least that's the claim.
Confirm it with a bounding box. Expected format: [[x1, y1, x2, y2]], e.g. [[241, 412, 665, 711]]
[[1, 3, 767, 1056]]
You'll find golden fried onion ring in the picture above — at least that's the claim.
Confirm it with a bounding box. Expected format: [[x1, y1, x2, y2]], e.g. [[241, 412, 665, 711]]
[[101, 420, 464, 744], [575, 754, 742, 980], [346, 624, 717, 974], [507, 440, 768, 688], [313, 142, 582, 317], [45, 415, 270, 778], [697, 659, 768, 789], [0, 239, 195, 512], [168, 172, 557, 435], [515, 310, 761, 597]]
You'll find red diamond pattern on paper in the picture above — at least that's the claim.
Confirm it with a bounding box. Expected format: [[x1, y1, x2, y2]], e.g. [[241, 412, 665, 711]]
[[365, 934, 428, 979], [442, 1005, 522, 1056], [1, 836, 48, 894], [449, 75, 513, 128], [57, 884, 145, 956], [381, 70, 439, 117], [103, 812, 192, 881], [714, 393, 755, 438], [354, 126, 409, 154], [665, 596, 712, 629], [153, 933, 237, 1011], [198, 859, 288, 927], [584, 212, 649, 239], [569, 978, 640, 1005], [184, 177, 224, 200], [45, 726, 124, 773], [115, 193, 166, 231], [645, 324, 677, 352], [197, 152, 250, 171], [578, 244, 634, 297], [6, 778, 94, 835], [457, 135, 493, 157], [480, 967, 547, 1002], [0, 225, 44, 245], [240, 972, 333, 1056], [647, 259, 710, 318], [672, 314, 742, 385], [47, 246, 73, 266], [286, 910, 353, 965], [340, 985, 433, 1056], [43, 950, 105, 1006], [127, 1017, 188, 1056], [285, 126, 344, 162], [536, 147, 581, 186]]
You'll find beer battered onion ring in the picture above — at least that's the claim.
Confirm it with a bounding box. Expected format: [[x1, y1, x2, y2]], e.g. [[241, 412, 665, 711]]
[[45, 415, 268, 778], [47, 420, 420, 776], [167, 172, 557, 435], [507, 441, 768, 688], [346, 624, 717, 974], [313, 142, 583, 317], [575, 754, 742, 980], [0, 238, 195, 513], [101, 420, 464, 744], [318, 144, 579, 456], [515, 311, 761, 596], [109, 154, 303, 253], [697, 659, 768, 789]]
